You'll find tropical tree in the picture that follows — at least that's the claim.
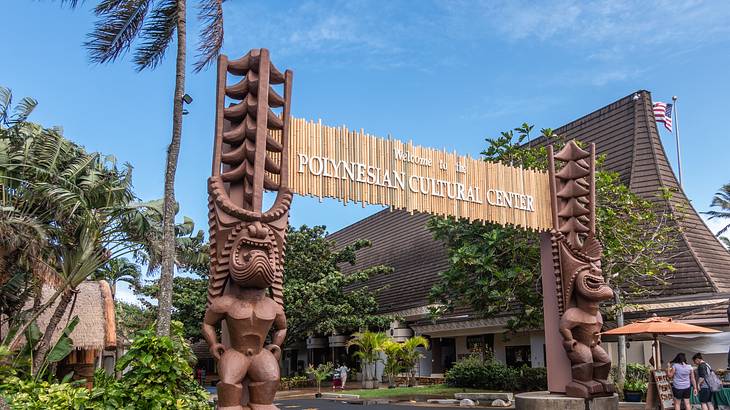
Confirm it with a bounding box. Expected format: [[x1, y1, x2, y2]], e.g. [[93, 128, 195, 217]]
[[283, 225, 392, 345], [92, 257, 142, 377], [0, 90, 155, 373], [93, 258, 142, 299], [428, 124, 681, 387], [704, 182, 730, 248], [63, 0, 225, 336], [398, 336, 429, 387], [381, 340, 403, 388], [346, 331, 388, 389]]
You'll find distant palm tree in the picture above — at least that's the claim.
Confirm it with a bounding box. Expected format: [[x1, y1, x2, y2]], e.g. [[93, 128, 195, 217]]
[[347, 331, 388, 389], [94, 258, 142, 299], [399, 336, 429, 387], [704, 183, 730, 246], [61, 0, 225, 336]]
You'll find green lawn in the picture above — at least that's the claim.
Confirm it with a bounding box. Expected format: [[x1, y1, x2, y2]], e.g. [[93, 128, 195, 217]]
[[342, 384, 487, 399]]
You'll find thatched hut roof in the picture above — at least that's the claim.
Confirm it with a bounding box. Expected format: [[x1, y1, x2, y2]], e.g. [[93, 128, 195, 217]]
[[25, 281, 116, 351]]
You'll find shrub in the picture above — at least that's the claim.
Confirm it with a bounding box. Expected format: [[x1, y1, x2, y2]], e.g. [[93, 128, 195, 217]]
[[445, 356, 546, 392], [445, 356, 517, 391], [1, 377, 90, 410], [515, 367, 547, 391], [89, 321, 210, 409], [1, 321, 210, 409]]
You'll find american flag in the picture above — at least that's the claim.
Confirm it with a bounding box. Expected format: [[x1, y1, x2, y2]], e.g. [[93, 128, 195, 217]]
[[653, 102, 673, 132]]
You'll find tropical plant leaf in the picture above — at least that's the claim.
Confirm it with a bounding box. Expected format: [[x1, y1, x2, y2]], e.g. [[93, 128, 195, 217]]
[[47, 316, 80, 363], [193, 0, 224, 72], [133, 0, 176, 71], [86, 0, 152, 65]]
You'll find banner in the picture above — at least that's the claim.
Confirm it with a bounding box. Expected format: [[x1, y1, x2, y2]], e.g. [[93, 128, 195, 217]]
[[284, 118, 552, 231]]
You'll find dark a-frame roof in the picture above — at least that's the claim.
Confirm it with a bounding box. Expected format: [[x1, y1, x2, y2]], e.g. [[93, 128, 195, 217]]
[[547, 90, 730, 295], [328, 90, 730, 315]]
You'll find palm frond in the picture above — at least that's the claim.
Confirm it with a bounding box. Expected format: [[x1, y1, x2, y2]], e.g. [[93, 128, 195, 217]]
[[13, 97, 38, 124], [193, 0, 223, 73], [133, 0, 177, 71], [0, 87, 11, 125], [85, 0, 152, 65], [58, 0, 85, 7]]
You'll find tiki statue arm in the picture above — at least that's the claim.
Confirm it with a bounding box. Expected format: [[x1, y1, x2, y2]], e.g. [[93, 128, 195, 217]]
[[202, 308, 226, 361], [559, 314, 578, 352], [265, 305, 287, 360]]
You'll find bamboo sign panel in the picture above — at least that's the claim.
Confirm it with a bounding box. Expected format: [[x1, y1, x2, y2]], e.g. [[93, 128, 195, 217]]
[[284, 117, 553, 231]]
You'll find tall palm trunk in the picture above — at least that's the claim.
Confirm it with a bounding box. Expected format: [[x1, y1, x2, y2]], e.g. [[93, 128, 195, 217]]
[[32, 289, 74, 375], [156, 0, 187, 337]]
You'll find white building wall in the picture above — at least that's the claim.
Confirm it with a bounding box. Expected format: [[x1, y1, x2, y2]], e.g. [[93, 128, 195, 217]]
[[529, 332, 546, 368]]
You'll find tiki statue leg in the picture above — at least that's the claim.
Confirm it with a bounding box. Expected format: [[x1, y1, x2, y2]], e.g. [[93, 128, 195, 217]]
[[565, 342, 603, 398], [592, 345, 614, 393], [247, 349, 280, 410], [218, 349, 252, 410]]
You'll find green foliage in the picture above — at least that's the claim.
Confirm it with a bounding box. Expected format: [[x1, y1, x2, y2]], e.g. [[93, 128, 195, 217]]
[[623, 363, 649, 394], [92, 321, 210, 409], [516, 367, 548, 392], [382, 340, 405, 386], [139, 274, 208, 341], [279, 375, 309, 390], [1, 377, 90, 410], [428, 123, 680, 330], [347, 331, 389, 384], [703, 182, 730, 247], [595, 171, 679, 308], [307, 362, 334, 393], [444, 356, 546, 392], [382, 336, 429, 386], [284, 225, 393, 343], [1, 322, 210, 409]]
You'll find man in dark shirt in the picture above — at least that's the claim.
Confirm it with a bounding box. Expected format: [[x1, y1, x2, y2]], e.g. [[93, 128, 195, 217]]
[[693, 353, 715, 410]]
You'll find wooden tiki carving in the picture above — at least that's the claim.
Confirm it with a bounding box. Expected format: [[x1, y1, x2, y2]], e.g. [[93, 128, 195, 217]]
[[202, 49, 292, 410], [548, 141, 614, 398]]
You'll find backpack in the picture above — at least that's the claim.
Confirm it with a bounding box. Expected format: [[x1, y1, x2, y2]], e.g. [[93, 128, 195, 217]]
[[702, 363, 723, 393]]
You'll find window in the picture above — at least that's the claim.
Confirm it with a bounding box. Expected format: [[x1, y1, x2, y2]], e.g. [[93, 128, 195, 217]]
[[505, 345, 531, 368]]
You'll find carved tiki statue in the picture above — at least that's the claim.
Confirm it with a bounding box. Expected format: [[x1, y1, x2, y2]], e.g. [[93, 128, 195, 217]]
[[203, 49, 292, 410], [548, 141, 614, 398]]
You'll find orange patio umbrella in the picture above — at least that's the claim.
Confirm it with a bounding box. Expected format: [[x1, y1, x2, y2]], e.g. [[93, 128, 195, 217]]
[[602, 316, 720, 369]]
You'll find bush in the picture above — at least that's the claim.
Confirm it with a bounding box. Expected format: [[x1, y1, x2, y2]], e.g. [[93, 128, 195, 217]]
[[90, 321, 210, 409], [516, 367, 547, 391], [1, 321, 210, 409], [1, 377, 90, 410], [444, 356, 546, 392]]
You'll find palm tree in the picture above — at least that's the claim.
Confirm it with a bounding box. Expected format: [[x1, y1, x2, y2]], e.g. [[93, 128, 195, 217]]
[[93, 258, 141, 299], [63, 0, 225, 336], [705, 183, 730, 243], [92, 257, 141, 378], [346, 331, 388, 389], [122, 199, 209, 276], [381, 340, 404, 388], [399, 336, 429, 387]]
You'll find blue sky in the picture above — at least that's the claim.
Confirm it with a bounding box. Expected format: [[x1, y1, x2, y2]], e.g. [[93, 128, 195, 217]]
[[3, 1, 730, 303]]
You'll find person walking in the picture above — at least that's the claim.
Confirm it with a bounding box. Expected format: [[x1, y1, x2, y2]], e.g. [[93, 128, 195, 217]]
[[693, 353, 716, 410], [667, 353, 698, 410], [337, 363, 349, 389]]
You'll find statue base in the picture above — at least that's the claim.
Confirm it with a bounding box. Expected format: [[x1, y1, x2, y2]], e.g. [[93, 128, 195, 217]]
[[515, 392, 618, 410]]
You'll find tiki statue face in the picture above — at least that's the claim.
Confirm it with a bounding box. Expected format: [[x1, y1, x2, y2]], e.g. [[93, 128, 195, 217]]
[[573, 263, 613, 302], [229, 221, 277, 289]]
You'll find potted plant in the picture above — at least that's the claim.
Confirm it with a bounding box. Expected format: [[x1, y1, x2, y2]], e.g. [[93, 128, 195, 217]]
[[307, 362, 334, 398], [623, 363, 650, 402], [623, 379, 647, 402]]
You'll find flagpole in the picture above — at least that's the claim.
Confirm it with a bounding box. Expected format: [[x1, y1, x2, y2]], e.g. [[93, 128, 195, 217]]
[[672, 95, 683, 188]]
